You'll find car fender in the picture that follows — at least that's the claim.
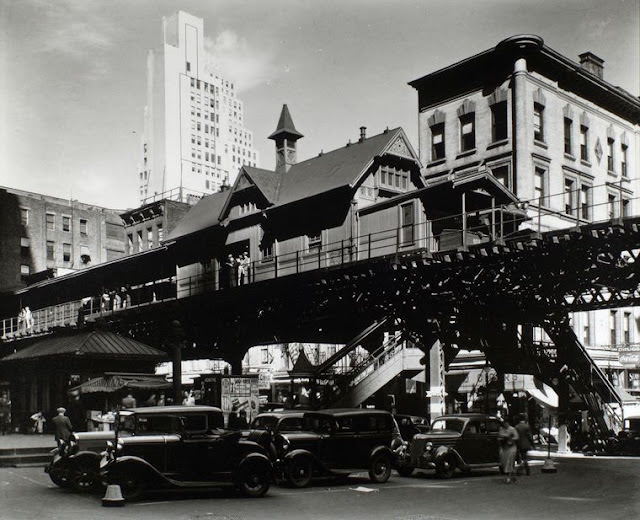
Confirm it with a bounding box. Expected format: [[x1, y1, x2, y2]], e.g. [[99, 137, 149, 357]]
[[102, 456, 166, 487], [69, 451, 101, 467], [433, 445, 464, 467], [283, 449, 316, 470], [236, 452, 272, 481], [369, 444, 394, 461]]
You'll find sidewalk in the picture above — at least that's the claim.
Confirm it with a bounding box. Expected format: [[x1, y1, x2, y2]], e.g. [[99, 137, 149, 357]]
[[0, 433, 55, 450]]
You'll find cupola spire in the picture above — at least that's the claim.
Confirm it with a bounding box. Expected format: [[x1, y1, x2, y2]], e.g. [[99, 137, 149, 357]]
[[269, 104, 303, 173]]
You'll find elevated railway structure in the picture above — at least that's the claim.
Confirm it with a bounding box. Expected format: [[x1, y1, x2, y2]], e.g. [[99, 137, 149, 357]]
[[2, 189, 640, 439]]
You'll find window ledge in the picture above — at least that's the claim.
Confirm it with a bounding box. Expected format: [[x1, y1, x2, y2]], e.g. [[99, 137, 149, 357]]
[[487, 139, 509, 150], [580, 159, 592, 168], [564, 153, 576, 161], [534, 139, 548, 150], [427, 158, 446, 168], [456, 149, 477, 159], [607, 170, 617, 176]]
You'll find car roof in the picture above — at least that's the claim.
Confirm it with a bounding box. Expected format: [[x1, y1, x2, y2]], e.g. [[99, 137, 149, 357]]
[[305, 408, 391, 418], [255, 410, 304, 418], [123, 405, 222, 415], [435, 413, 498, 420]]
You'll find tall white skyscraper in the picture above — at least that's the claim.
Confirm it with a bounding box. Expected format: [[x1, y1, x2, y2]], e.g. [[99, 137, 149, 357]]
[[139, 11, 259, 205]]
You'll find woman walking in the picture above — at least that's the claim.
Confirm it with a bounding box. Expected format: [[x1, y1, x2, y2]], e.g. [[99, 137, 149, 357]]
[[498, 417, 519, 484]]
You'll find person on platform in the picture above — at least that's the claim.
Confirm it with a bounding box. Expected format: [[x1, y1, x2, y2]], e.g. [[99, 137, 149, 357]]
[[0, 392, 10, 435], [498, 417, 519, 484], [52, 407, 73, 451], [515, 414, 534, 476], [122, 393, 137, 408], [225, 254, 237, 288]]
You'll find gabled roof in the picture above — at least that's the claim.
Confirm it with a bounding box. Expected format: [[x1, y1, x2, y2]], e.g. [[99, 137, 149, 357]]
[[242, 167, 280, 204], [1, 331, 167, 362], [274, 127, 410, 207], [164, 190, 229, 242], [288, 348, 316, 378]]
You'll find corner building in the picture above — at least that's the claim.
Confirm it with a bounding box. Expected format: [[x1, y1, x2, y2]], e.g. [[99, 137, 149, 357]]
[[140, 11, 259, 205], [410, 36, 640, 404]]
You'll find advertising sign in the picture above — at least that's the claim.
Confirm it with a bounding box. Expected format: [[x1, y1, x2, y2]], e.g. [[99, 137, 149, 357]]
[[220, 376, 260, 425]]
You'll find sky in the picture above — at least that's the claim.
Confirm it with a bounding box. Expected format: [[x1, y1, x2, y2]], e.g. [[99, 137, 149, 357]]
[[0, 0, 638, 210]]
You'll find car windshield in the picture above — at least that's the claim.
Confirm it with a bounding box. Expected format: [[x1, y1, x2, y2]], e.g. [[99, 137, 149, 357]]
[[431, 418, 465, 433], [118, 412, 136, 433]]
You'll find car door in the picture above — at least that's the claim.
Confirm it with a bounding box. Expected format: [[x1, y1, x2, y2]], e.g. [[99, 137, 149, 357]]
[[483, 419, 501, 464], [460, 419, 485, 465]]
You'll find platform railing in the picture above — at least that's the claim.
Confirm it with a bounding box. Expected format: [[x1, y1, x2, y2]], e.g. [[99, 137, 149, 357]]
[[3, 178, 640, 340]]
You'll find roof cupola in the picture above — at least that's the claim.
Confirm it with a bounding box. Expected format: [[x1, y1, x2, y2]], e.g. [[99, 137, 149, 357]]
[[268, 104, 303, 173]]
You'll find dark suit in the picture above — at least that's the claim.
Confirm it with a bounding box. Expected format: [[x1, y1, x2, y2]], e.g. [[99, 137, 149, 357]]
[[52, 414, 73, 447]]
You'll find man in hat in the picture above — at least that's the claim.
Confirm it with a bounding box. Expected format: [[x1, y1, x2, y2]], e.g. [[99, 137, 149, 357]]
[[52, 407, 73, 450]]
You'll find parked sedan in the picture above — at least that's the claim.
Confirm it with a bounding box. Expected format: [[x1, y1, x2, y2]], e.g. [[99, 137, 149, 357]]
[[395, 413, 501, 478], [250, 410, 305, 434], [273, 408, 395, 488], [99, 406, 272, 499]]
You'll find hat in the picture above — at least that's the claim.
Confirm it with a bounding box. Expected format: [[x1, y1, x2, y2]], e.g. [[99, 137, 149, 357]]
[[57, 407, 66, 414]]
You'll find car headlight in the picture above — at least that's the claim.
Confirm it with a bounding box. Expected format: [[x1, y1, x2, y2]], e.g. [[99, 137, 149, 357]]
[[425, 441, 433, 452]]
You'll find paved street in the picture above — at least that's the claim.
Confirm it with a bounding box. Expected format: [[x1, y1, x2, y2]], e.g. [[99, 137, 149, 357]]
[[1, 455, 638, 520]]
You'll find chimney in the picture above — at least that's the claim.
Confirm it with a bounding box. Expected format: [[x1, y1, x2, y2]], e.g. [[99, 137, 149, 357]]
[[359, 126, 367, 143], [578, 52, 604, 79]]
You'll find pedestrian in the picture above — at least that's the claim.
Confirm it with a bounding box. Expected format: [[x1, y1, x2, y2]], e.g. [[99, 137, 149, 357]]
[[0, 392, 11, 435], [241, 251, 251, 284], [224, 254, 236, 288], [17, 308, 26, 334], [101, 289, 110, 311], [515, 414, 534, 476], [145, 394, 157, 407], [236, 254, 245, 286], [52, 407, 73, 451], [30, 411, 46, 434], [122, 393, 137, 408], [24, 307, 33, 333], [157, 393, 165, 406], [498, 417, 519, 484]]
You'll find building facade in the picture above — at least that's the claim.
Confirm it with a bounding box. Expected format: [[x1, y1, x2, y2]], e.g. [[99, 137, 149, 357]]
[[409, 35, 640, 403], [0, 187, 126, 295], [139, 11, 259, 205]]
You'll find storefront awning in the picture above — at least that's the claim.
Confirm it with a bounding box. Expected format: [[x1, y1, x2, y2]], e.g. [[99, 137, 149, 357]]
[[68, 372, 171, 395], [523, 375, 558, 408]]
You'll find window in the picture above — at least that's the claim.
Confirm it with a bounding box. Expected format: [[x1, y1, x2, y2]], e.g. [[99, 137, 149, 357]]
[[186, 61, 191, 72], [400, 202, 415, 246], [621, 144, 628, 177], [261, 348, 269, 364], [564, 178, 576, 216], [610, 310, 618, 345], [459, 113, 475, 152], [623, 199, 631, 217], [564, 118, 573, 155], [533, 103, 544, 142], [20, 237, 30, 257], [261, 237, 274, 261], [491, 165, 510, 190], [20, 264, 30, 279], [147, 227, 153, 249], [580, 185, 592, 220], [608, 193, 618, 219], [491, 101, 508, 142], [583, 315, 591, 345], [136, 230, 143, 253], [607, 138, 614, 172], [20, 208, 29, 226], [430, 123, 445, 160], [46, 240, 55, 261], [308, 232, 322, 252], [580, 126, 589, 161], [157, 224, 163, 243], [379, 167, 408, 191], [79, 218, 88, 235], [534, 167, 546, 204], [63, 243, 71, 262], [624, 312, 631, 344], [46, 213, 55, 231], [127, 233, 133, 254], [80, 245, 90, 264]]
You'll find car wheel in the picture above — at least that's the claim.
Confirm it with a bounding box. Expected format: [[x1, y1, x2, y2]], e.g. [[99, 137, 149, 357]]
[[287, 458, 313, 488], [70, 460, 99, 493], [49, 468, 72, 488], [435, 455, 456, 479], [238, 465, 270, 498], [114, 472, 145, 501], [368, 452, 392, 483], [397, 465, 415, 478]]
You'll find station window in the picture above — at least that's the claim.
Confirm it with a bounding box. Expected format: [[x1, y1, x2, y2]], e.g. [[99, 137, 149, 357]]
[[430, 123, 445, 161], [46, 213, 55, 231], [491, 101, 507, 142], [459, 113, 475, 152]]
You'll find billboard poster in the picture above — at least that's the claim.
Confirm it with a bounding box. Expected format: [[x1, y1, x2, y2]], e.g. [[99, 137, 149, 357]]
[[220, 375, 260, 425]]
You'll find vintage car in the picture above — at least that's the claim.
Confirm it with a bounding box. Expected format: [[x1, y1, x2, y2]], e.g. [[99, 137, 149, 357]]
[[99, 405, 272, 499], [45, 405, 233, 492], [273, 408, 395, 488], [395, 413, 501, 478]]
